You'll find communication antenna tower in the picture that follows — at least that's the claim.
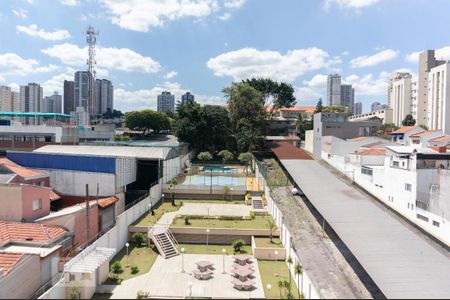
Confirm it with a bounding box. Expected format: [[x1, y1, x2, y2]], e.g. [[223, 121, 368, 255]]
[[86, 25, 98, 124]]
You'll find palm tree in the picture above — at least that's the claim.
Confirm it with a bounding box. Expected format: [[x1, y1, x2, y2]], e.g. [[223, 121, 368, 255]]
[[295, 113, 304, 136], [294, 262, 304, 298], [266, 219, 276, 243], [169, 178, 178, 206], [278, 280, 293, 299], [287, 256, 293, 285]]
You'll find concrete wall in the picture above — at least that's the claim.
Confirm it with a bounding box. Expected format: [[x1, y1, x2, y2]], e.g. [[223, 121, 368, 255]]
[[21, 184, 52, 221], [304, 130, 314, 153], [251, 236, 287, 260], [49, 169, 115, 197]]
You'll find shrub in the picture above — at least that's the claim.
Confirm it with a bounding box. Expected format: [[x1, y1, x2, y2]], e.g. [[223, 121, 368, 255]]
[[111, 261, 122, 274], [132, 233, 146, 247], [131, 265, 139, 274], [245, 193, 252, 200], [136, 290, 149, 299], [249, 211, 255, 219], [197, 151, 213, 161], [232, 239, 246, 253], [179, 200, 183, 207], [184, 216, 190, 225]]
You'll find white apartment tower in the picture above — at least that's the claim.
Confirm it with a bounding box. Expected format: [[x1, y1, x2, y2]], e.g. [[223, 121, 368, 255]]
[[94, 79, 114, 115], [427, 62, 450, 134], [417, 50, 446, 127], [0, 86, 20, 112], [388, 72, 412, 127], [20, 83, 43, 112], [327, 74, 341, 106], [43, 92, 62, 113], [157, 91, 175, 113]]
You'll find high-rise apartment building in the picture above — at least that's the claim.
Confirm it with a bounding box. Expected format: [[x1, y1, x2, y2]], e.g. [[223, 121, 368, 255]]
[[417, 50, 446, 127], [0, 86, 20, 112], [20, 83, 43, 112], [340, 84, 355, 112], [353, 102, 362, 115], [181, 92, 195, 105], [74, 71, 88, 110], [427, 62, 450, 134], [388, 72, 412, 127], [157, 91, 175, 113], [63, 80, 75, 114], [327, 74, 341, 106], [43, 92, 62, 113], [371, 102, 381, 112], [94, 79, 114, 115]]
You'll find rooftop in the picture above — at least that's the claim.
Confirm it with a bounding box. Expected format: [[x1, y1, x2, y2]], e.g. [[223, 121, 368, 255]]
[[271, 142, 313, 160], [429, 135, 450, 143], [0, 112, 71, 118], [98, 196, 117, 208], [0, 221, 68, 246], [0, 157, 47, 179], [355, 148, 386, 156], [409, 130, 440, 138], [385, 146, 438, 155], [0, 252, 24, 276], [389, 126, 419, 134]]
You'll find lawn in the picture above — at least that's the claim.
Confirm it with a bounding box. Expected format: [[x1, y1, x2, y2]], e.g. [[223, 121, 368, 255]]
[[263, 159, 292, 187], [171, 215, 276, 229], [258, 260, 297, 299], [108, 243, 158, 282], [91, 293, 112, 299], [179, 199, 244, 205], [177, 243, 253, 255], [132, 201, 181, 227], [254, 237, 283, 248]]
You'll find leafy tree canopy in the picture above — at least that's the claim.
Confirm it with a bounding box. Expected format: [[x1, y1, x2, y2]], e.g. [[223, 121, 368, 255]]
[[218, 150, 234, 163], [315, 98, 323, 113], [402, 114, 416, 126], [125, 109, 171, 133], [322, 105, 347, 113], [197, 151, 213, 161], [102, 108, 124, 119]]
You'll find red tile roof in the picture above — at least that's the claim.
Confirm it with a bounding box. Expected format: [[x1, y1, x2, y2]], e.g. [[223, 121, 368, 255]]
[[267, 105, 316, 113], [0, 253, 24, 276], [49, 191, 60, 201], [0, 158, 46, 179], [271, 142, 313, 160], [355, 149, 386, 156], [409, 130, 440, 138], [0, 221, 67, 246], [350, 136, 371, 141], [389, 126, 418, 134], [429, 135, 450, 143], [97, 196, 117, 208], [361, 141, 387, 148]]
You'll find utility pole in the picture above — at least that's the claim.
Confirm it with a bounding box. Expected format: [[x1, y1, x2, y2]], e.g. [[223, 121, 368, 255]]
[[86, 184, 90, 243]]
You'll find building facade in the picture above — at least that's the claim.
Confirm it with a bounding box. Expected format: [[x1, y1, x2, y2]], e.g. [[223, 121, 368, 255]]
[[43, 92, 62, 113], [0, 86, 20, 112], [181, 92, 195, 105], [348, 108, 393, 125], [63, 80, 75, 115], [353, 102, 362, 115], [427, 62, 450, 134], [327, 74, 341, 106], [157, 91, 175, 113], [74, 71, 88, 111], [340, 84, 355, 112], [388, 72, 412, 127], [20, 83, 43, 113], [94, 79, 114, 115]]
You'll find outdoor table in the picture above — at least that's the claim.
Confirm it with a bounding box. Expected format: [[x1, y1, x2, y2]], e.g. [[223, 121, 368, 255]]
[[232, 255, 252, 266], [232, 278, 255, 291], [196, 260, 214, 272], [231, 266, 254, 281]]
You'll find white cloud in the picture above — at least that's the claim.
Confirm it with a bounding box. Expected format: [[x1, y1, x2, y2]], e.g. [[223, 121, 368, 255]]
[[0, 53, 57, 77], [343, 72, 388, 96], [164, 71, 178, 79], [114, 81, 222, 112], [60, 0, 79, 6], [207, 47, 339, 82], [8, 83, 19, 92], [0, 76, 4, 83], [99, 0, 221, 32], [324, 0, 379, 9], [405, 46, 450, 64], [350, 49, 398, 68], [12, 9, 28, 18], [16, 24, 71, 41], [41, 43, 161, 73], [223, 0, 246, 8], [303, 74, 328, 88], [295, 87, 322, 101], [218, 13, 231, 20], [41, 69, 75, 96]]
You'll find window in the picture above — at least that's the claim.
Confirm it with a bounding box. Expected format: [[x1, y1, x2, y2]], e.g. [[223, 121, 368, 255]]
[[393, 161, 399, 167], [407, 203, 410, 209], [405, 183, 412, 191], [416, 214, 429, 222], [433, 220, 440, 227], [32, 198, 42, 211], [69, 274, 75, 282]]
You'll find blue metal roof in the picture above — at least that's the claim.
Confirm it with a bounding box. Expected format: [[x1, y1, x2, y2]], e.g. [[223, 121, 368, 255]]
[[0, 111, 72, 118]]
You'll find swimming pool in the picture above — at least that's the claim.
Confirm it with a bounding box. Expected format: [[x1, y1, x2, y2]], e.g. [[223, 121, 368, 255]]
[[202, 165, 238, 173], [181, 175, 245, 186]]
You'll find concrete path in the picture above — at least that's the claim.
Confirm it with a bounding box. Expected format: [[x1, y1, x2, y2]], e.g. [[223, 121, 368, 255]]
[[109, 254, 265, 299]]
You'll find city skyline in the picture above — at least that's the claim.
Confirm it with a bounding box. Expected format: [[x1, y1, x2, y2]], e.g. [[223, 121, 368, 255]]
[[1, 0, 450, 113]]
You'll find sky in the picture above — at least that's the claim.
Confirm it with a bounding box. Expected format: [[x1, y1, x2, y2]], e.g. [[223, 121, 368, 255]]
[[1, 0, 450, 113]]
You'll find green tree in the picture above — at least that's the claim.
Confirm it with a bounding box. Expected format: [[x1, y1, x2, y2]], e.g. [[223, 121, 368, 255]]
[[132, 232, 147, 247], [315, 98, 323, 113], [111, 261, 122, 274], [232, 239, 246, 253], [242, 78, 296, 115], [266, 219, 276, 243], [238, 152, 253, 175], [223, 82, 266, 152], [169, 178, 178, 206], [278, 280, 293, 299], [223, 185, 230, 200], [402, 114, 416, 126], [287, 256, 293, 285], [125, 109, 171, 134], [294, 262, 304, 298], [218, 150, 234, 163], [322, 105, 347, 113], [197, 151, 213, 162]]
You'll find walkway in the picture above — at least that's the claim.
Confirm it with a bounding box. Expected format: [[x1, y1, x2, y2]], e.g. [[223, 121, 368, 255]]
[[276, 147, 450, 298], [109, 254, 265, 299]]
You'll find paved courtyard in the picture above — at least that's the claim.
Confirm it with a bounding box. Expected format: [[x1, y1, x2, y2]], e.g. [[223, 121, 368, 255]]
[[110, 254, 265, 299]]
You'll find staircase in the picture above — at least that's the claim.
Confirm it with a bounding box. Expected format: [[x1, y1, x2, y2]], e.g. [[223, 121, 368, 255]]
[[252, 198, 264, 210], [149, 227, 179, 259]]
